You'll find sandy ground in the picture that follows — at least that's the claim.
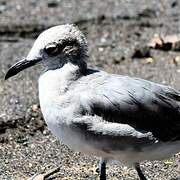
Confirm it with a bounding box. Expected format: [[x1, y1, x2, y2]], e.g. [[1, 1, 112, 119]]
[[0, 0, 180, 179]]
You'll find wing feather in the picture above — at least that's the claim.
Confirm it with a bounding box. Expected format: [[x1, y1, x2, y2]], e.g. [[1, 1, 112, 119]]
[[79, 72, 180, 142]]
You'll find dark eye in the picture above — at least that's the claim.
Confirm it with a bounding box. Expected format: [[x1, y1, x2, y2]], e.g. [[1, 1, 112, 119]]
[[44, 43, 59, 56]]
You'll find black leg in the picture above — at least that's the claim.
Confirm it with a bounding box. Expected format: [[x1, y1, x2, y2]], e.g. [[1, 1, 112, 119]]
[[134, 163, 147, 180], [96, 158, 106, 180]]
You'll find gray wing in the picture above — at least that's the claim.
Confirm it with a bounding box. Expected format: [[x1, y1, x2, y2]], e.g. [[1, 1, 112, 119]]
[[79, 70, 180, 142]]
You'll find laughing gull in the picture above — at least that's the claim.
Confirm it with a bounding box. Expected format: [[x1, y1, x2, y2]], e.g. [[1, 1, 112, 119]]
[[5, 24, 180, 180]]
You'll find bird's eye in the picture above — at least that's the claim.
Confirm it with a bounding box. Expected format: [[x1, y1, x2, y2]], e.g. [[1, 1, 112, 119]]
[[44, 43, 59, 56]]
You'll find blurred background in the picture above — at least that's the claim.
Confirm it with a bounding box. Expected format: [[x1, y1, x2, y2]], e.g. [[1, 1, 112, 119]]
[[0, 0, 180, 179]]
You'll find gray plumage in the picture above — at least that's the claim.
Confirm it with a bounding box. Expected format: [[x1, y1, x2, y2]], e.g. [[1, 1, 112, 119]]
[[5, 24, 180, 179], [78, 69, 180, 142]]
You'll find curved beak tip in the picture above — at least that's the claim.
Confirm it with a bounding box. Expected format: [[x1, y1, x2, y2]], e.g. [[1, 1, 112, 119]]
[[4, 69, 14, 80], [4, 72, 10, 80]]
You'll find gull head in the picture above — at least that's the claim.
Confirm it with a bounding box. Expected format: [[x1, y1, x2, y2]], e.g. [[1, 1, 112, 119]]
[[5, 24, 88, 80]]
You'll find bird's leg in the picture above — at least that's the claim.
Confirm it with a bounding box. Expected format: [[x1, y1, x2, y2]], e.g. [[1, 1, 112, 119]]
[[96, 158, 106, 180], [134, 163, 147, 180]]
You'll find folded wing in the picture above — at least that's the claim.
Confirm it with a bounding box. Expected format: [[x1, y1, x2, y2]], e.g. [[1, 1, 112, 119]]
[[79, 73, 180, 142]]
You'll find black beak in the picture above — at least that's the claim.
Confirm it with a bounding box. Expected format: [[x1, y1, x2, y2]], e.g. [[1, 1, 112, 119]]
[[5, 57, 42, 80]]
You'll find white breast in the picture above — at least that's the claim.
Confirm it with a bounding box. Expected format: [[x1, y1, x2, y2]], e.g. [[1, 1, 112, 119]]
[[38, 69, 85, 149]]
